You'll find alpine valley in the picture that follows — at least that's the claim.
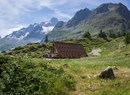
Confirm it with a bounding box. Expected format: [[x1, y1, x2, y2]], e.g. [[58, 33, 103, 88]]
[[1, 2, 130, 95]]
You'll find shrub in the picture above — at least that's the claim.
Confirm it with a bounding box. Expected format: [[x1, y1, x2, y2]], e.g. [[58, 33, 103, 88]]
[[0, 55, 11, 64], [0, 57, 75, 95], [109, 31, 116, 39], [14, 46, 24, 51], [83, 31, 91, 39], [98, 30, 107, 38], [124, 32, 130, 45]]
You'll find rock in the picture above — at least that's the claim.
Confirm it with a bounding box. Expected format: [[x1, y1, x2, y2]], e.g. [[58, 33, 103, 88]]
[[112, 66, 118, 70], [97, 67, 115, 79], [88, 48, 102, 57]]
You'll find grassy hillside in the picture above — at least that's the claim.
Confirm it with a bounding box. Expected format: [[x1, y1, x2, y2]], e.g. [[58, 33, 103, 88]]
[[2, 38, 107, 58], [0, 37, 130, 95], [2, 43, 52, 58]]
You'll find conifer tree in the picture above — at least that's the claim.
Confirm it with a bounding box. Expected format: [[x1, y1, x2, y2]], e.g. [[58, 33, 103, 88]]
[[98, 30, 107, 38], [109, 31, 116, 39], [45, 35, 48, 43], [124, 32, 130, 45], [83, 31, 91, 39]]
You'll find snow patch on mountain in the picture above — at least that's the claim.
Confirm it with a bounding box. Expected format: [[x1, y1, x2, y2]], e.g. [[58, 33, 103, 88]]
[[33, 23, 39, 27], [45, 21, 49, 25], [6, 32, 29, 40], [19, 32, 29, 39], [42, 26, 54, 34]]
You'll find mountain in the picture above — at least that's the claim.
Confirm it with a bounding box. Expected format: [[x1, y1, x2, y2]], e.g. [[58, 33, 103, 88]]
[[0, 17, 58, 51], [66, 8, 91, 28], [53, 8, 91, 30], [5, 17, 58, 40], [88, 3, 130, 31], [45, 3, 130, 41], [1, 3, 130, 50]]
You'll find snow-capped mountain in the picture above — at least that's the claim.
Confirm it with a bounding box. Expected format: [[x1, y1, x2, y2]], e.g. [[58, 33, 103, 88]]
[[0, 17, 58, 51], [5, 17, 58, 40]]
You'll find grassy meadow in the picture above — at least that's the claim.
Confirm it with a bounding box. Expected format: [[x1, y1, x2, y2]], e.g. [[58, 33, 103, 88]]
[[0, 37, 130, 95]]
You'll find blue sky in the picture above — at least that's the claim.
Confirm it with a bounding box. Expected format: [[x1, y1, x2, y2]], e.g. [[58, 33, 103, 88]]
[[0, 0, 130, 37]]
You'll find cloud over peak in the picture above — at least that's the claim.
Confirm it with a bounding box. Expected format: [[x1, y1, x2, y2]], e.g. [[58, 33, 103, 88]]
[[0, 0, 129, 37]]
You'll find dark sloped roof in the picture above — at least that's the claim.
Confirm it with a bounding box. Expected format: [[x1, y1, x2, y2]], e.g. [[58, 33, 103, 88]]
[[53, 42, 86, 55]]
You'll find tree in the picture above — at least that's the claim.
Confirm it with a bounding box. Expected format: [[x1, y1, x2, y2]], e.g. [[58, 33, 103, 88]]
[[44, 35, 48, 43], [98, 30, 107, 39], [124, 32, 130, 45], [109, 31, 116, 39], [117, 32, 121, 37], [83, 31, 91, 39], [121, 31, 126, 36]]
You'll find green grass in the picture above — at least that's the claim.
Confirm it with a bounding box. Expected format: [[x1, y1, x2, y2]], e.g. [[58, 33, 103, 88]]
[[29, 54, 130, 95], [3, 42, 53, 58], [0, 37, 130, 95], [32, 37, 130, 95]]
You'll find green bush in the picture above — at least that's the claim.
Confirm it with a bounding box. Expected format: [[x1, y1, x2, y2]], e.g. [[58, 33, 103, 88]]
[[98, 30, 107, 39], [0, 57, 75, 95], [124, 32, 130, 45], [14, 46, 24, 51], [83, 31, 91, 39], [0, 55, 11, 64]]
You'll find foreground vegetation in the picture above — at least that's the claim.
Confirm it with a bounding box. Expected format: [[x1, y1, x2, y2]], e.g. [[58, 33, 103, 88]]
[[0, 56, 75, 95], [0, 37, 130, 95]]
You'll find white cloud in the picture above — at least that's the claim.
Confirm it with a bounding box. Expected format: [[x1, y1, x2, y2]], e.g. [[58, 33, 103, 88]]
[[0, 0, 129, 37], [0, 0, 72, 37], [8, 26, 24, 33], [0, 0, 99, 22], [0, 25, 25, 38], [54, 9, 72, 19], [0, 0, 34, 37], [37, 0, 67, 8], [0, 0, 32, 20]]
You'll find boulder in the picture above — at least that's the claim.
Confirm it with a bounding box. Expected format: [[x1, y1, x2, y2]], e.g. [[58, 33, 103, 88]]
[[112, 66, 118, 70], [97, 67, 115, 79]]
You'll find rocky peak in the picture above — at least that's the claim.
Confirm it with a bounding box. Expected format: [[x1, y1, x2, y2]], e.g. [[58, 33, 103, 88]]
[[40, 17, 58, 27], [94, 3, 110, 14], [66, 8, 91, 28], [50, 17, 58, 25], [54, 21, 65, 30], [94, 3, 130, 14], [116, 3, 130, 20], [91, 3, 130, 21]]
